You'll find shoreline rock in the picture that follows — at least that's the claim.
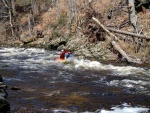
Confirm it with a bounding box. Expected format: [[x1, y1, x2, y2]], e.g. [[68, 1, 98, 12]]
[[0, 75, 10, 112], [0, 39, 149, 64]]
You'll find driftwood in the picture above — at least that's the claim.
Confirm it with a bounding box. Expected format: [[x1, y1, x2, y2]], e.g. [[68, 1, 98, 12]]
[[92, 17, 135, 63], [92, 17, 120, 42], [107, 27, 150, 40]]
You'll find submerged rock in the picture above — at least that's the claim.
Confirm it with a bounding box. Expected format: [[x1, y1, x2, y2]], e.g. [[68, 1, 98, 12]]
[[11, 86, 21, 90]]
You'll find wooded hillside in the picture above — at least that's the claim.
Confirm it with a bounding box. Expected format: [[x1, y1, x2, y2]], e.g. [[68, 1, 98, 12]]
[[0, 0, 150, 63]]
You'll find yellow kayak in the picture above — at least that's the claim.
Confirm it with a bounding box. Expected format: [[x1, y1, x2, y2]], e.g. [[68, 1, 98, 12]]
[[55, 58, 66, 62]]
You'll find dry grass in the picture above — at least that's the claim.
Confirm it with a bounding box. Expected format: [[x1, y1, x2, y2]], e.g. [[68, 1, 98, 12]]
[[119, 40, 150, 61], [34, 0, 67, 32]]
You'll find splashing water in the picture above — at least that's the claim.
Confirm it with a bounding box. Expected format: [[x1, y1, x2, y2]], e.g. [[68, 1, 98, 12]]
[[0, 47, 149, 76], [0, 47, 149, 113]]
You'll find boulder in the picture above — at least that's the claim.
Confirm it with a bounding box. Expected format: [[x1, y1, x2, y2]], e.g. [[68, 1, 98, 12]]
[[48, 37, 67, 50], [0, 76, 10, 112], [0, 96, 10, 112]]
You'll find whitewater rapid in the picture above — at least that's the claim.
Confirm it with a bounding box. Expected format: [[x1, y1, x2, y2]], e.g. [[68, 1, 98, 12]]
[[0, 47, 149, 113], [0, 47, 149, 75]]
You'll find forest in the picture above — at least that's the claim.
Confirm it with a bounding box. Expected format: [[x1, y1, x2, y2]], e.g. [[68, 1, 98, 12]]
[[0, 0, 150, 64]]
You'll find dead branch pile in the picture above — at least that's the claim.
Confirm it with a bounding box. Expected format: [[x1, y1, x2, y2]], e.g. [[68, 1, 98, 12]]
[[79, 0, 150, 63], [80, 8, 106, 44]]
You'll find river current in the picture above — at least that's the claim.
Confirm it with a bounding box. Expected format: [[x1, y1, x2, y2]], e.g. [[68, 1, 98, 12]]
[[0, 47, 149, 113]]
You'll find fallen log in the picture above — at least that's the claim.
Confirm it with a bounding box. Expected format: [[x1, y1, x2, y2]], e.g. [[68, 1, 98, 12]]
[[111, 41, 132, 63], [107, 27, 150, 40], [92, 17, 137, 63], [92, 17, 120, 42]]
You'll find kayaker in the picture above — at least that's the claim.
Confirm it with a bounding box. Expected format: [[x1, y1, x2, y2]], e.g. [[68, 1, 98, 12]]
[[59, 49, 66, 60], [65, 51, 73, 59]]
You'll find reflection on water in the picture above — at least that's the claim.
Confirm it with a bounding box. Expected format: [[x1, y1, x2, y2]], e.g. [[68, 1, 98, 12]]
[[0, 47, 149, 113]]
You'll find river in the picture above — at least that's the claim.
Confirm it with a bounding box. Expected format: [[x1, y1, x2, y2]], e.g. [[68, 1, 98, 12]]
[[0, 47, 149, 113]]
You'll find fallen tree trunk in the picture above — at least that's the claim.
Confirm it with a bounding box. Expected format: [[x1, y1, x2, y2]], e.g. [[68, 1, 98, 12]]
[[107, 27, 150, 40], [92, 17, 136, 63], [111, 41, 132, 63], [92, 17, 120, 42]]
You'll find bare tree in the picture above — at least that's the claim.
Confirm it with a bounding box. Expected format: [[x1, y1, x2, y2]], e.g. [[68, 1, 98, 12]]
[[127, 0, 138, 33], [2, 0, 15, 37], [66, 0, 77, 25], [56, 0, 60, 18], [11, 0, 16, 16]]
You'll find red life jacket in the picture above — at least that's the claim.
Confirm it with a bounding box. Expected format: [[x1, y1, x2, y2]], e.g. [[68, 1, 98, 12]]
[[60, 51, 66, 59]]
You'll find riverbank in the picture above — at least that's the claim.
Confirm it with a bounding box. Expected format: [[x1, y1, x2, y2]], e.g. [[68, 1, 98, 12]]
[[0, 32, 149, 65], [0, 0, 149, 64]]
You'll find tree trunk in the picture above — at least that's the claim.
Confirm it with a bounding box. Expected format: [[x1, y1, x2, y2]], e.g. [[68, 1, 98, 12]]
[[111, 41, 132, 63], [28, 14, 32, 36], [9, 10, 15, 37], [2, 0, 15, 37], [127, 0, 138, 33], [92, 17, 120, 41], [11, 0, 16, 16], [92, 17, 135, 63], [107, 27, 150, 40], [56, 0, 60, 18]]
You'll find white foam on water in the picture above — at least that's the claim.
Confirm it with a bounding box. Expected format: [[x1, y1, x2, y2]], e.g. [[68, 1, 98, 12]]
[[100, 103, 149, 113], [53, 109, 70, 113], [0, 47, 46, 58], [107, 79, 150, 91], [100, 107, 149, 113], [74, 59, 103, 69], [73, 59, 150, 76], [122, 79, 144, 85], [52, 103, 149, 113], [0, 47, 58, 70], [0, 47, 149, 76], [4, 77, 23, 82], [0, 48, 149, 113], [107, 80, 120, 86], [0, 48, 26, 57]]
